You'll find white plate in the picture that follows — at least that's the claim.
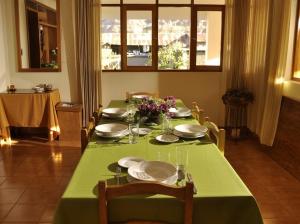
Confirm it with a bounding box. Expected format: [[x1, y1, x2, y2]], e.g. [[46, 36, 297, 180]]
[[169, 107, 192, 118], [141, 161, 177, 181], [95, 123, 128, 135], [132, 95, 149, 100], [173, 130, 205, 139], [128, 161, 177, 183], [102, 108, 127, 118], [118, 157, 145, 168], [126, 172, 178, 185], [155, 134, 179, 143], [95, 130, 129, 138], [174, 124, 208, 136], [132, 127, 151, 135]]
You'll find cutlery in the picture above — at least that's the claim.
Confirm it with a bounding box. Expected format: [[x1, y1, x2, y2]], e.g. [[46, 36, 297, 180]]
[[187, 173, 197, 194]]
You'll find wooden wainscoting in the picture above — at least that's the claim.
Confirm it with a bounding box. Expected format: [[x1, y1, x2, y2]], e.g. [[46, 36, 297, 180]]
[[271, 96, 300, 180]]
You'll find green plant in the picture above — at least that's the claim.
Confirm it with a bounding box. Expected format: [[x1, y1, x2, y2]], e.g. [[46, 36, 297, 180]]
[[158, 42, 185, 69]]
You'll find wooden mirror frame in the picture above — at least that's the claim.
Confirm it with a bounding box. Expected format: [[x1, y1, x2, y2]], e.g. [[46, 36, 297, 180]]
[[292, 0, 300, 81], [15, 0, 61, 72]]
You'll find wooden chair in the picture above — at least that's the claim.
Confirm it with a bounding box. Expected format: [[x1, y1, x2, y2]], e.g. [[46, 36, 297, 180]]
[[81, 117, 96, 153], [126, 91, 159, 99], [204, 117, 226, 155], [93, 104, 103, 125], [191, 102, 205, 125], [98, 181, 194, 224]]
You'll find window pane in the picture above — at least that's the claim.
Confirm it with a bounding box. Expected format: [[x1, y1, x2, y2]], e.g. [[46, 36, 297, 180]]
[[102, 0, 120, 4], [158, 7, 190, 70], [159, 0, 190, 4], [124, 0, 155, 4], [127, 11, 152, 66], [196, 11, 222, 66], [194, 0, 225, 4], [101, 7, 121, 70]]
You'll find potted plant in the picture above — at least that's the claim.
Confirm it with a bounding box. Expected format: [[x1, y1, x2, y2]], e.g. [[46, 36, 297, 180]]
[[222, 89, 254, 106]]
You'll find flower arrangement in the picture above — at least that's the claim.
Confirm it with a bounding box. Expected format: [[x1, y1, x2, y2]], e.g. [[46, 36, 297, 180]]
[[222, 89, 254, 106], [137, 96, 176, 124]]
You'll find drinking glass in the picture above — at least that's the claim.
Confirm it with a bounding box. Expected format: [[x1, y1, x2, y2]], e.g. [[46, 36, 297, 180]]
[[128, 123, 139, 144], [127, 104, 135, 123], [175, 146, 188, 182], [161, 114, 172, 134]]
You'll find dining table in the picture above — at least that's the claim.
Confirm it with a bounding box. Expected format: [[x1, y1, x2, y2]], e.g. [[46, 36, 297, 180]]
[[54, 99, 263, 224]]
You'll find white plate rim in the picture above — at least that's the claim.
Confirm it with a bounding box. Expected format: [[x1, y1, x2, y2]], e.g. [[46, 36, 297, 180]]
[[128, 161, 177, 183], [118, 157, 145, 168], [173, 130, 205, 139], [174, 124, 208, 134], [155, 134, 179, 143], [95, 123, 128, 134]]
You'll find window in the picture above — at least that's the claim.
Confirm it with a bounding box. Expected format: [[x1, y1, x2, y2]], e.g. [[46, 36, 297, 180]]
[[158, 7, 191, 70], [100, 2, 225, 72], [292, 0, 300, 80], [101, 7, 121, 70], [193, 6, 224, 71], [123, 6, 156, 70]]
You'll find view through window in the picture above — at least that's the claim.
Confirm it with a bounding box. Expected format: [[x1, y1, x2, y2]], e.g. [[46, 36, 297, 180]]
[[100, 1, 224, 71]]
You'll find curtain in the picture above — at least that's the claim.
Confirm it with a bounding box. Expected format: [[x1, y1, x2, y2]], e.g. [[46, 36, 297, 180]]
[[224, 0, 291, 146], [75, 0, 102, 127]]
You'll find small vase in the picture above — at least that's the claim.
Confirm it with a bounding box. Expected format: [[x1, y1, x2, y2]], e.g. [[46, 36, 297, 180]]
[[141, 115, 161, 126]]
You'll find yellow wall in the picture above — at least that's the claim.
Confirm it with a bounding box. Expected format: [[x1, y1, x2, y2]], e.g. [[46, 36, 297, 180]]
[[0, 0, 80, 102], [102, 71, 226, 125], [0, 0, 11, 92]]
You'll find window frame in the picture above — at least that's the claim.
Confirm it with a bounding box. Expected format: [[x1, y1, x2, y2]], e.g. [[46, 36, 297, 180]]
[[191, 5, 225, 72], [292, 0, 300, 81], [122, 5, 157, 71], [101, 1, 225, 72]]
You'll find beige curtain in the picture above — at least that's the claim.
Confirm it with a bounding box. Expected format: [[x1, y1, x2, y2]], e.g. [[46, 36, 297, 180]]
[[225, 0, 291, 146], [75, 0, 102, 127]]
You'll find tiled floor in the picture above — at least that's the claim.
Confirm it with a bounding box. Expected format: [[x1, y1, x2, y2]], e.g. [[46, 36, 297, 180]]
[[0, 139, 81, 224], [0, 137, 299, 223]]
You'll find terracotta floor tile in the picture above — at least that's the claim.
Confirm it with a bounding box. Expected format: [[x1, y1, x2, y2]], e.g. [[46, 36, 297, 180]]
[[263, 219, 299, 224], [4, 204, 45, 222], [0, 189, 24, 204], [17, 188, 49, 204], [0, 204, 14, 221], [39, 204, 57, 223], [0, 177, 35, 189]]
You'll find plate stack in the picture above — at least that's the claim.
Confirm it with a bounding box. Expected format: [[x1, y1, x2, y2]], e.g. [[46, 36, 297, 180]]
[[174, 124, 207, 139], [169, 107, 192, 118], [102, 108, 128, 119], [95, 123, 128, 138], [127, 161, 178, 185]]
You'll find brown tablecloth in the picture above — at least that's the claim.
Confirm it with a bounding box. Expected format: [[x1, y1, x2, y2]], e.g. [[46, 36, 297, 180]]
[[0, 89, 61, 141]]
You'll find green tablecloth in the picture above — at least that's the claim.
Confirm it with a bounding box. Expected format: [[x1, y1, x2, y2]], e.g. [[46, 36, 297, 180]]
[[54, 100, 263, 224]]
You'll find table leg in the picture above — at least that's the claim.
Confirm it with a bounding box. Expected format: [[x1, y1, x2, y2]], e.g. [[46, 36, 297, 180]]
[[48, 130, 54, 141]]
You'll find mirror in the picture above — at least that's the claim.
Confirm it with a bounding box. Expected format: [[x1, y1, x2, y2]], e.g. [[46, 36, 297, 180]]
[[15, 0, 61, 72]]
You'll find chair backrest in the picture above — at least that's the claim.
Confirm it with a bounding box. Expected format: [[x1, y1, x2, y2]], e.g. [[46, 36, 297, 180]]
[[126, 91, 159, 99], [192, 102, 205, 125], [93, 104, 103, 125], [81, 117, 95, 153], [98, 181, 194, 224], [204, 117, 225, 154]]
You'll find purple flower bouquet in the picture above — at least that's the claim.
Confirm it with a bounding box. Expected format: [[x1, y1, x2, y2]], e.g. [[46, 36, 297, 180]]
[[137, 96, 176, 125]]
